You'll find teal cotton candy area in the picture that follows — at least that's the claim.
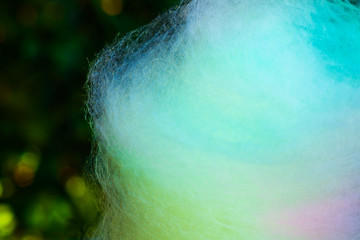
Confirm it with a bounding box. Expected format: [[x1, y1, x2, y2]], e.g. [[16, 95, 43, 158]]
[[87, 1, 360, 239]]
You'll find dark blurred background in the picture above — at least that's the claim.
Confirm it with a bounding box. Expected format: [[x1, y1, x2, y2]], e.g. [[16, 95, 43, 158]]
[[0, 0, 177, 239]]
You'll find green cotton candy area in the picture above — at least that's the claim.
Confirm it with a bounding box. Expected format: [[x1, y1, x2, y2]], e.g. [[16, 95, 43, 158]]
[[87, 0, 360, 239]]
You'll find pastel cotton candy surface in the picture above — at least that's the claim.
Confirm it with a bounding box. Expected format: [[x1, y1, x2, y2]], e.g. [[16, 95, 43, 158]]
[[86, 0, 360, 239]]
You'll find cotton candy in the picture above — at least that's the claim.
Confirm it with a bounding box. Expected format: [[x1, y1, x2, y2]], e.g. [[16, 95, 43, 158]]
[[86, 1, 360, 239]]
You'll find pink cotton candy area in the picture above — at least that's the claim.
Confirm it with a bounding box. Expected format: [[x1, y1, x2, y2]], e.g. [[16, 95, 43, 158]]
[[268, 195, 360, 239]]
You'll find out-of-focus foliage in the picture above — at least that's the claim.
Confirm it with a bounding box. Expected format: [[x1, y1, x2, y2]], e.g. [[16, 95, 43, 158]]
[[0, 0, 177, 239]]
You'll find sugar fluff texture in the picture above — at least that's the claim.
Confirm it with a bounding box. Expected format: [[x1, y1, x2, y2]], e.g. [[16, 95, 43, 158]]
[[86, 1, 360, 239]]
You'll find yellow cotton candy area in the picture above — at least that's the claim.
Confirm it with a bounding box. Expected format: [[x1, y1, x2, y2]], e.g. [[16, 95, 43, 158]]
[[86, 0, 360, 239]]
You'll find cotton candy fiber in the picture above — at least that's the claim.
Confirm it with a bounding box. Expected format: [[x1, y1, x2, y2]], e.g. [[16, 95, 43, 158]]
[[86, 0, 360, 239]]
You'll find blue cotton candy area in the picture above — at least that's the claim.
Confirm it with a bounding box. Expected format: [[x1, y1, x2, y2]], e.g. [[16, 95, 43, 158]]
[[87, 1, 360, 239]]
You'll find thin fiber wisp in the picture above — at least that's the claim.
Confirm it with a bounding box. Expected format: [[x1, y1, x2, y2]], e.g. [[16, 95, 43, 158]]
[[87, 0, 360, 239]]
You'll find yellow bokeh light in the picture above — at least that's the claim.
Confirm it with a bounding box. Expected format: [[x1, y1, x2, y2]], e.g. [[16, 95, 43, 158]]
[[14, 152, 41, 187], [14, 165, 35, 187], [101, 0, 123, 16], [65, 176, 86, 198], [20, 152, 40, 170], [0, 205, 16, 237]]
